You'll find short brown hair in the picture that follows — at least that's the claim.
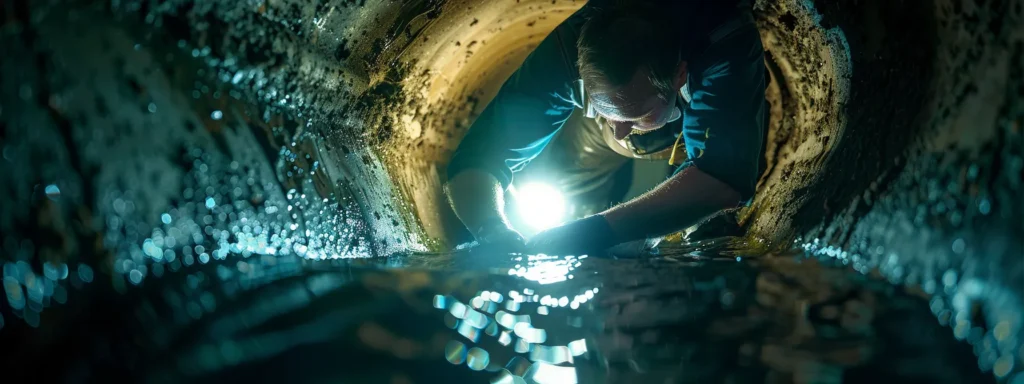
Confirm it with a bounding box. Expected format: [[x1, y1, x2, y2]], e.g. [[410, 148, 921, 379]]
[[577, 1, 685, 100]]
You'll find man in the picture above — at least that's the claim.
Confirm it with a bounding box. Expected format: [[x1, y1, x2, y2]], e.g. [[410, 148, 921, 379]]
[[445, 0, 767, 255]]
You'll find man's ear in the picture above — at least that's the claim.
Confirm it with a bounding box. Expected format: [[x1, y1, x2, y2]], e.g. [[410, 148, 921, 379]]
[[673, 61, 689, 88]]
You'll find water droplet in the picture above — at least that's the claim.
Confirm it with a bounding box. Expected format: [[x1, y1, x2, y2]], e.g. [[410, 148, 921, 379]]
[[952, 238, 966, 254], [129, 270, 143, 285], [161, 213, 173, 225], [3, 276, 24, 310], [994, 321, 1011, 341], [44, 184, 60, 200], [42, 262, 58, 280], [994, 355, 1015, 378], [78, 264, 93, 283], [205, 197, 216, 209], [979, 198, 992, 215], [147, 102, 157, 113], [211, 110, 223, 120]]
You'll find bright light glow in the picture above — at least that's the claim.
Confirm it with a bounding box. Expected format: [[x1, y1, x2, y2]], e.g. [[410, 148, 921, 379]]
[[526, 361, 578, 383], [515, 182, 567, 230]]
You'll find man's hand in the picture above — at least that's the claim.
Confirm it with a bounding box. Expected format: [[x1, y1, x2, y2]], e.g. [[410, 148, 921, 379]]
[[526, 215, 620, 255], [601, 166, 741, 241], [474, 220, 527, 254], [528, 166, 741, 256], [445, 170, 525, 254]]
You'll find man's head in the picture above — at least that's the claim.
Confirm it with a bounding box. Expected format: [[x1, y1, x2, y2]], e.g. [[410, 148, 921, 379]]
[[578, 1, 690, 140]]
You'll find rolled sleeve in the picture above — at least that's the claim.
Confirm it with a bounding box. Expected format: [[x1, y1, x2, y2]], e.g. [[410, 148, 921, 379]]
[[446, 13, 584, 189], [680, 25, 766, 202]]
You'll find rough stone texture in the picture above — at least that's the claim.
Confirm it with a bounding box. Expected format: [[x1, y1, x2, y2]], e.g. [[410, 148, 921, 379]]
[[0, 0, 426, 368], [786, 0, 1024, 369]]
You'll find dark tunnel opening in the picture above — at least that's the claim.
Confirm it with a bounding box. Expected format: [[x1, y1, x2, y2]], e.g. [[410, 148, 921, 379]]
[[0, 0, 1022, 383]]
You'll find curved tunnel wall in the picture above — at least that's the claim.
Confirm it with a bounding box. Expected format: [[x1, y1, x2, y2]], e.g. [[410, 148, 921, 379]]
[[381, 0, 1022, 308], [1, 0, 1022, 380], [360, 0, 586, 245]]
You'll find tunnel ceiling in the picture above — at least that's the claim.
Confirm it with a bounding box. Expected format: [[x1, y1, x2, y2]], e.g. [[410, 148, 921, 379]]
[[1, 0, 1023, 381]]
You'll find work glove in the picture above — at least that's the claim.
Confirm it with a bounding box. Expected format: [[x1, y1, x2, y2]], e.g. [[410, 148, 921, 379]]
[[526, 214, 621, 256]]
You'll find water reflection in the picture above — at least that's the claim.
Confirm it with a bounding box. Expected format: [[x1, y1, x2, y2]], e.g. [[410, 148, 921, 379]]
[[0, 240, 1000, 383], [426, 246, 997, 383], [433, 252, 600, 383]]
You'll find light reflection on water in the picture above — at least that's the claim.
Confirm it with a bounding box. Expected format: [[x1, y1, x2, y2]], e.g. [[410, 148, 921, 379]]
[[433, 252, 599, 383], [418, 244, 1009, 383]]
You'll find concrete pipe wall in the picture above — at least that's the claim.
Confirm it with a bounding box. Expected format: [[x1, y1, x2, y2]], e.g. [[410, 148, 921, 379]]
[[0, 0, 1022, 381]]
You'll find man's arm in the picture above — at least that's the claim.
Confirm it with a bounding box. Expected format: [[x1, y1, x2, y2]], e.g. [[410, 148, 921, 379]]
[[444, 170, 512, 239], [527, 21, 766, 254], [601, 165, 740, 241], [524, 165, 740, 255], [444, 10, 587, 243]]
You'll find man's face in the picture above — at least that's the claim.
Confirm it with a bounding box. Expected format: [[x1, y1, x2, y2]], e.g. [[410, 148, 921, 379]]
[[589, 67, 685, 141]]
